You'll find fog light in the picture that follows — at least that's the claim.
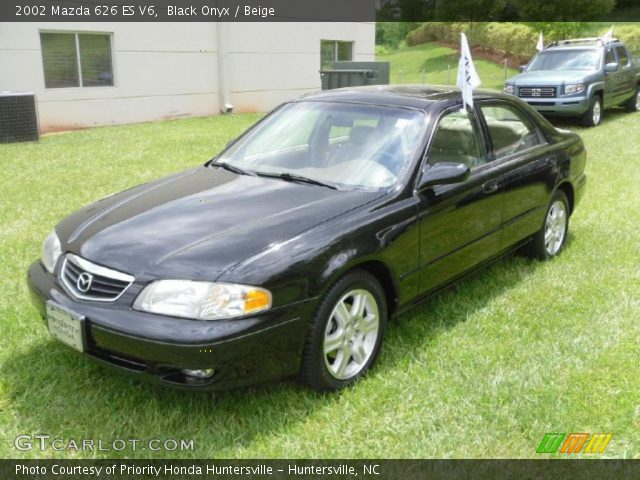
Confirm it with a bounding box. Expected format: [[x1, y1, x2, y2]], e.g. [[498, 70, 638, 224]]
[[182, 368, 215, 379]]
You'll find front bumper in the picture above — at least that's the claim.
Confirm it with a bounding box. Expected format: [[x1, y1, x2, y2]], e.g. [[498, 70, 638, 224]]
[[518, 95, 590, 116], [28, 261, 313, 390]]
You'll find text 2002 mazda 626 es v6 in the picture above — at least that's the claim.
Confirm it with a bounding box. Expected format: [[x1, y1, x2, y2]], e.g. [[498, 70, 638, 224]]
[[28, 86, 587, 392]]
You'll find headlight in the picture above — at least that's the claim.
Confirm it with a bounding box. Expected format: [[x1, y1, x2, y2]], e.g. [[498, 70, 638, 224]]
[[41, 230, 62, 274], [564, 83, 585, 95], [504, 84, 515, 95], [133, 280, 272, 320]]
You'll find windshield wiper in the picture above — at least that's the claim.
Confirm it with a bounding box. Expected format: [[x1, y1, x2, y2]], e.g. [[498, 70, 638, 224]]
[[209, 160, 255, 176], [256, 172, 338, 190]]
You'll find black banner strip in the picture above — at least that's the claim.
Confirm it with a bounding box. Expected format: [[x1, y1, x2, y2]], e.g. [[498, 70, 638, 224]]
[[2, 459, 640, 480], [2, 0, 640, 22]]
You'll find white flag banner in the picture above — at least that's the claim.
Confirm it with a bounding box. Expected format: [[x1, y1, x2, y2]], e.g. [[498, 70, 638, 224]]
[[456, 33, 481, 112], [536, 32, 544, 51], [602, 26, 614, 44]]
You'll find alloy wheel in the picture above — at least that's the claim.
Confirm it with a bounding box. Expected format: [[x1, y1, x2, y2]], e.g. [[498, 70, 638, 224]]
[[592, 99, 601, 125], [323, 289, 380, 380], [544, 200, 567, 256]]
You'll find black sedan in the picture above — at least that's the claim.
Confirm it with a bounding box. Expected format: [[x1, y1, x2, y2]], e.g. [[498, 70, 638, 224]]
[[28, 86, 587, 392]]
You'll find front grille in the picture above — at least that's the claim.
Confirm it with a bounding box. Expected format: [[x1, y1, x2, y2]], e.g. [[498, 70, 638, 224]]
[[525, 101, 554, 107], [60, 254, 134, 302], [519, 87, 556, 98]]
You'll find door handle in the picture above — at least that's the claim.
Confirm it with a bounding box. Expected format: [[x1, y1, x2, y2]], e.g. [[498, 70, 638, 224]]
[[482, 181, 499, 194]]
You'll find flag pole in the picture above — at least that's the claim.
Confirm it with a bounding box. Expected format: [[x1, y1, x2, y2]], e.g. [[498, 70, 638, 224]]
[[456, 33, 482, 113]]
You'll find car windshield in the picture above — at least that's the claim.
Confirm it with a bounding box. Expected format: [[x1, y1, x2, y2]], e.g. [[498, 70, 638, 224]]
[[527, 49, 601, 71], [216, 101, 425, 190]]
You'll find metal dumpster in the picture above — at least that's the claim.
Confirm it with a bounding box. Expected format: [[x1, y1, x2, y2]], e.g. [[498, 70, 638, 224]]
[[320, 61, 390, 90]]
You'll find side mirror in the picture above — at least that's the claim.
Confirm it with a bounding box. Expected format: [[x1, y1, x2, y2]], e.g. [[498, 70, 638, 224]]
[[417, 162, 470, 191], [518, 65, 527, 73], [604, 62, 619, 73]]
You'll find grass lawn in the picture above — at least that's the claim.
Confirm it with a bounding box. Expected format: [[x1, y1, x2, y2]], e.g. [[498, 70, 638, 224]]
[[377, 43, 517, 91], [1, 95, 639, 459]]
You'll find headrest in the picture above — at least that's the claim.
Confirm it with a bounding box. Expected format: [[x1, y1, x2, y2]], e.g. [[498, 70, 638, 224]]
[[349, 126, 376, 145]]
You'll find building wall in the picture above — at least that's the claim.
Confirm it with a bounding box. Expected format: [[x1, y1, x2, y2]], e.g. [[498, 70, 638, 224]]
[[0, 22, 375, 132]]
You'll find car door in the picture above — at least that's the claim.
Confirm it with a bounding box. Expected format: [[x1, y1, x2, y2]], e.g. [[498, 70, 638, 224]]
[[416, 106, 503, 294], [476, 101, 558, 247], [615, 46, 636, 103], [603, 47, 621, 108]]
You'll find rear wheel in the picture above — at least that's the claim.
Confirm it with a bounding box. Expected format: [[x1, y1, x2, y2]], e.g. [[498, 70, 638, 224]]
[[298, 271, 387, 392], [523, 190, 569, 260], [624, 87, 640, 113], [580, 95, 602, 127]]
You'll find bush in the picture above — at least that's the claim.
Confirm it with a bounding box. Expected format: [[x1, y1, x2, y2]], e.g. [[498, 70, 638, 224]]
[[375, 44, 389, 56], [406, 22, 538, 63], [405, 22, 640, 64], [377, 22, 422, 49], [483, 23, 538, 59], [406, 22, 472, 46]]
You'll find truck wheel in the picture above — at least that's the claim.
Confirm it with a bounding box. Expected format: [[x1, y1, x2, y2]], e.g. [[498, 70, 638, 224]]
[[581, 95, 602, 127], [624, 87, 640, 113]]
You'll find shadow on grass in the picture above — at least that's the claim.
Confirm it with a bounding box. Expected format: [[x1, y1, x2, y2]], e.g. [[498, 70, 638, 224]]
[[1, 246, 562, 456], [419, 52, 458, 76], [546, 107, 630, 130]]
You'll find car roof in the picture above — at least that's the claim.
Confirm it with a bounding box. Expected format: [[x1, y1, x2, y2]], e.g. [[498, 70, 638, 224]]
[[543, 38, 625, 51], [295, 85, 514, 110]]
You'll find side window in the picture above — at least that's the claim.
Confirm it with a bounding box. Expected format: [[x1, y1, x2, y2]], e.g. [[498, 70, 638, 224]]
[[427, 110, 484, 168], [480, 104, 543, 159], [615, 47, 630, 68], [604, 48, 617, 67]]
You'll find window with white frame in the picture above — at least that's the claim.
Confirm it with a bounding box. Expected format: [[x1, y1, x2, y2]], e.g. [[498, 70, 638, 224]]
[[321, 40, 354, 68], [40, 32, 114, 88]]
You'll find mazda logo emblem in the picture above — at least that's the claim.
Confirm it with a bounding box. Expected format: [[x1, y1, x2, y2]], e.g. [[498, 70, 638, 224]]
[[76, 272, 93, 293]]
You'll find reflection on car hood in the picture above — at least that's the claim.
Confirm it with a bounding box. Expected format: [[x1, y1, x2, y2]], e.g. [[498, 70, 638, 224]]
[[511, 69, 595, 86], [57, 166, 381, 281]]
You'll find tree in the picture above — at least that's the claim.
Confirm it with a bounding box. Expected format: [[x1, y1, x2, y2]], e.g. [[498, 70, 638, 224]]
[[434, 0, 508, 22], [376, 22, 422, 48], [513, 0, 615, 21]]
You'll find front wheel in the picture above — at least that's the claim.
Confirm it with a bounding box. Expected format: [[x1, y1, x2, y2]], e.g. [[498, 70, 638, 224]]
[[523, 190, 569, 260], [580, 95, 602, 127], [298, 271, 387, 392], [624, 87, 640, 113]]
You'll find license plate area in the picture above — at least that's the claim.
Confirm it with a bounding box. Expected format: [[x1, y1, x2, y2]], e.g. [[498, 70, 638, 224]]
[[46, 301, 86, 352]]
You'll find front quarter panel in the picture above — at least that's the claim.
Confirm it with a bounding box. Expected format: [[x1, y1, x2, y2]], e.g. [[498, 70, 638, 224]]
[[217, 192, 421, 311]]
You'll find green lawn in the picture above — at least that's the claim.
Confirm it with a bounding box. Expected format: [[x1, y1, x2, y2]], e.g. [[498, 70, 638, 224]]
[[1, 105, 639, 459], [377, 42, 516, 91]]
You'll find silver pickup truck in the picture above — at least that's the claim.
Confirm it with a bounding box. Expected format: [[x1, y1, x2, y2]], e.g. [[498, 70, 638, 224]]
[[504, 37, 640, 126]]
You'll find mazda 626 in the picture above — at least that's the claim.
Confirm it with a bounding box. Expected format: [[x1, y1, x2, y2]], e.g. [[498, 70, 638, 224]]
[[28, 86, 587, 391]]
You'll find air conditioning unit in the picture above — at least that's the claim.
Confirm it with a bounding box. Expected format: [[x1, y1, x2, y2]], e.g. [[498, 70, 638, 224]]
[[0, 92, 39, 143]]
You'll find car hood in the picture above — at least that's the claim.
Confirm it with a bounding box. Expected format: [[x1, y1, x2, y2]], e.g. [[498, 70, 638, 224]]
[[57, 166, 381, 281], [510, 69, 594, 86]]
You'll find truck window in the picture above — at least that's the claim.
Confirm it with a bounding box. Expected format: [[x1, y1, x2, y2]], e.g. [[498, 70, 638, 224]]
[[615, 47, 630, 68], [604, 48, 617, 66]]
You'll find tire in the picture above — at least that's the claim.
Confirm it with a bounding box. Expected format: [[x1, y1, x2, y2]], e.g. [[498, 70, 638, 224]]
[[580, 95, 602, 127], [523, 190, 570, 260], [298, 270, 387, 392], [624, 87, 640, 113]]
